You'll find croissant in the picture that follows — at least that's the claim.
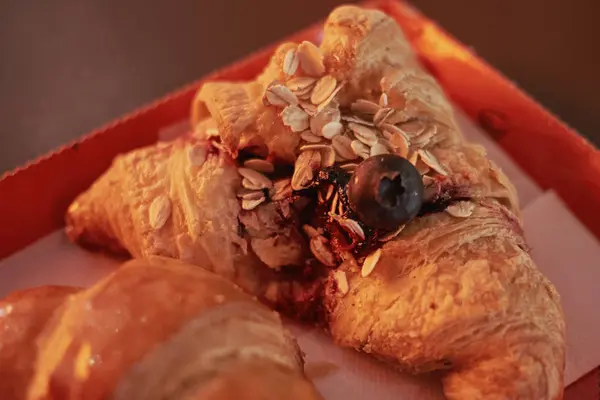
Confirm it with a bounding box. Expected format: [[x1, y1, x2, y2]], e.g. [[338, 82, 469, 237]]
[[65, 5, 566, 399], [0, 257, 323, 400]]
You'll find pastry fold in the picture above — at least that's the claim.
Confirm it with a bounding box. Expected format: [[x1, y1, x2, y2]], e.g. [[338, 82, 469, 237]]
[[65, 5, 565, 399]]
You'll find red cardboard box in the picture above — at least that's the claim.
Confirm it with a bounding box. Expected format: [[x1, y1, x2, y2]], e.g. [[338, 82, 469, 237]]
[[1, 1, 598, 397]]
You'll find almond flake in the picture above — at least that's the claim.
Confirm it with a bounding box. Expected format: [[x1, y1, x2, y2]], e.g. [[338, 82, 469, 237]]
[[317, 82, 345, 112], [330, 214, 365, 240], [301, 130, 323, 143], [398, 120, 427, 137], [378, 224, 405, 242], [237, 189, 264, 201], [242, 178, 263, 190], [373, 107, 394, 126], [310, 108, 341, 135], [331, 135, 356, 160], [299, 143, 329, 152], [299, 101, 318, 116], [283, 48, 299, 76], [310, 235, 336, 267], [187, 144, 207, 167], [388, 132, 409, 158], [370, 143, 389, 157], [238, 167, 273, 189], [281, 105, 309, 132], [242, 195, 266, 211], [321, 121, 343, 139], [446, 201, 475, 218], [339, 162, 359, 172], [384, 110, 405, 125], [271, 178, 292, 201], [351, 140, 370, 159], [297, 41, 325, 76], [286, 76, 317, 92], [265, 84, 298, 107], [351, 99, 380, 115], [320, 145, 336, 168], [243, 158, 275, 174], [348, 123, 378, 146], [149, 195, 172, 230], [333, 270, 349, 295], [311, 75, 337, 105], [418, 149, 448, 176], [379, 93, 388, 107], [291, 150, 320, 190], [361, 248, 382, 277], [341, 115, 375, 126]]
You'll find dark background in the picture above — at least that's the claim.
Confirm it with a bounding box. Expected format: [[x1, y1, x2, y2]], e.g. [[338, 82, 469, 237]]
[[1, 0, 598, 173]]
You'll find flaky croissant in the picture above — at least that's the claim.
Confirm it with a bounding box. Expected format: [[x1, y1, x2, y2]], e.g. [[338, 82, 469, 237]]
[[0, 257, 322, 400], [65, 5, 565, 399]]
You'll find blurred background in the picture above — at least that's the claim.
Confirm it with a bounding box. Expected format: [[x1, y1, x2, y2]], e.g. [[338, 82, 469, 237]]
[[1, 0, 598, 173]]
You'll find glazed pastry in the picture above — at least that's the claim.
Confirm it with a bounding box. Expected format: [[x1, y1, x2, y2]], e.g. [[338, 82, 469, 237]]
[[0, 257, 322, 400], [65, 5, 565, 400]]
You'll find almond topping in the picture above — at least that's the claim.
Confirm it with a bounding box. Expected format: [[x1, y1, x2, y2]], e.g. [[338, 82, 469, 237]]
[[351, 99, 380, 115], [283, 48, 300, 76], [446, 201, 475, 218], [286, 76, 317, 92], [242, 196, 266, 211], [149, 195, 172, 230], [331, 135, 356, 160], [297, 41, 325, 76], [310, 75, 337, 105], [418, 149, 448, 176], [265, 84, 298, 107], [348, 122, 378, 146], [333, 270, 349, 295], [238, 167, 273, 189], [379, 93, 388, 107], [321, 121, 343, 139], [243, 158, 275, 174], [361, 248, 382, 277], [281, 105, 309, 132], [351, 140, 370, 159]]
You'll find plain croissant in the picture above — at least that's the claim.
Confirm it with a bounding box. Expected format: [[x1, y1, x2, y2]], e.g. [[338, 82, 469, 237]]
[[65, 5, 565, 399], [0, 257, 323, 400]]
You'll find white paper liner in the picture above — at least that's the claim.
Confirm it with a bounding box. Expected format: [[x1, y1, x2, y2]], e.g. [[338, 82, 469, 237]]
[[1, 110, 599, 399]]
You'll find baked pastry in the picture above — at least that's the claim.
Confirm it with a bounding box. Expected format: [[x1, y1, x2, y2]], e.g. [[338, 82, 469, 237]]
[[0, 257, 322, 400], [65, 5, 566, 399]]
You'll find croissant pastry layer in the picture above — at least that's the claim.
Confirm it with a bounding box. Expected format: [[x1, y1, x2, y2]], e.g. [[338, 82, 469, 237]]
[[65, 5, 565, 400]]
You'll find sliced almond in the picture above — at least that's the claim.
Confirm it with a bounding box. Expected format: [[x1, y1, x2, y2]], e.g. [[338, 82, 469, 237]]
[[265, 84, 298, 107], [341, 114, 375, 126], [373, 107, 394, 126], [242, 178, 263, 190], [321, 121, 343, 140], [299, 143, 329, 152], [348, 122, 378, 146], [283, 48, 299, 76], [237, 189, 264, 201], [333, 270, 349, 295], [378, 224, 405, 242], [297, 41, 325, 77], [320, 145, 336, 168], [446, 201, 475, 218], [149, 195, 172, 230], [300, 130, 323, 143], [243, 158, 275, 174], [379, 93, 388, 107], [331, 135, 356, 160], [310, 108, 341, 135], [238, 167, 273, 189], [370, 143, 389, 157], [351, 99, 380, 115], [291, 150, 320, 190], [389, 132, 409, 158], [317, 82, 345, 112], [242, 195, 266, 211], [286, 76, 317, 92], [384, 110, 405, 125], [311, 75, 337, 105], [351, 140, 370, 159], [398, 120, 427, 137], [299, 101, 318, 116], [281, 105, 309, 132], [271, 178, 292, 201], [418, 149, 448, 176], [329, 214, 365, 240], [361, 249, 382, 277], [187, 144, 207, 167], [310, 236, 337, 267]]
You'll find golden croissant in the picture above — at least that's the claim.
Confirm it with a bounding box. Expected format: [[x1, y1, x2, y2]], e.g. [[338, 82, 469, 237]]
[[65, 5, 566, 399], [0, 257, 323, 400]]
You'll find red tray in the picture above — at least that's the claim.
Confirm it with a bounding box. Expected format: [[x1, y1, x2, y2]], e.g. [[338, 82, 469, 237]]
[[0, 1, 597, 397]]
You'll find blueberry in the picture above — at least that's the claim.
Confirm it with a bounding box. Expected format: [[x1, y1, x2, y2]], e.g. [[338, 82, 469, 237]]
[[347, 154, 424, 230]]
